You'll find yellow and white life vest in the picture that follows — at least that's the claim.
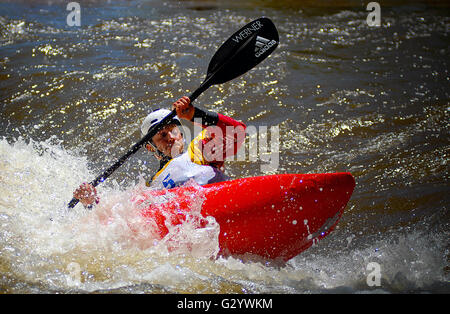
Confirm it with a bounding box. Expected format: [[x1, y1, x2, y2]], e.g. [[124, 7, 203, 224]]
[[150, 129, 228, 189]]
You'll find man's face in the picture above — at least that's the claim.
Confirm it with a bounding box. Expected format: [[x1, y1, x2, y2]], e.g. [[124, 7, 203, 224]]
[[150, 124, 184, 158]]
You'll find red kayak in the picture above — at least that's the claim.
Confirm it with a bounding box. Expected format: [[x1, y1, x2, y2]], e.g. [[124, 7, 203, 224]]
[[136, 173, 355, 261]]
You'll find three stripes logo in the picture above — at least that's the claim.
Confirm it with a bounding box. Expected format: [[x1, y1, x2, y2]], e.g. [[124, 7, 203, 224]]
[[254, 36, 277, 58]]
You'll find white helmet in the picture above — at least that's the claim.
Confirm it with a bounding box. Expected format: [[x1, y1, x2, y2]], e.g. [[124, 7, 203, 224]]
[[140, 108, 181, 136]]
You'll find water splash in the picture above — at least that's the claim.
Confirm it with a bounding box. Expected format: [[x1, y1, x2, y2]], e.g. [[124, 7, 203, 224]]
[[1, 137, 447, 293], [0, 136, 221, 292]]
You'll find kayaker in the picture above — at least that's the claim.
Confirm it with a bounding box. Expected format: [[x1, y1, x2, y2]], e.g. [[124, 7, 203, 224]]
[[73, 96, 247, 207]]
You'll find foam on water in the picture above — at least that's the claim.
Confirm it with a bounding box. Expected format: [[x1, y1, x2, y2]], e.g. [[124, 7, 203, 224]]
[[0, 137, 448, 293], [0, 136, 221, 292]]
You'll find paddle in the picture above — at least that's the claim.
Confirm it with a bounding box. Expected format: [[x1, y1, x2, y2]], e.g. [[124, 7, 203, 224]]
[[68, 17, 279, 208]]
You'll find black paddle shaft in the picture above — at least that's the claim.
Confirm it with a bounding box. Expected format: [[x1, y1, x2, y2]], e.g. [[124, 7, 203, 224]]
[[68, 17, 279, 209]]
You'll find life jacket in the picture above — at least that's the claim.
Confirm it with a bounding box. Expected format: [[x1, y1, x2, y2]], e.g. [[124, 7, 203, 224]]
[[149, 129, 230, 189]]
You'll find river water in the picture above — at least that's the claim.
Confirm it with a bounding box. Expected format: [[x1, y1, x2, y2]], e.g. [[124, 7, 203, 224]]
[[0, 0, 448, 293]]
